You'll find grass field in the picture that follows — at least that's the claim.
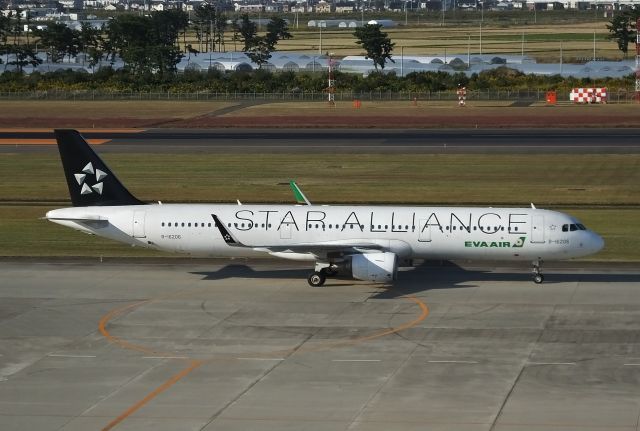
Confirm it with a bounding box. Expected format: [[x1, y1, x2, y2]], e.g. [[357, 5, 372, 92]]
[[1, 152, 638, 260], [0, 101, 234, 119], [2, 153, 639, 205], [182, 20, 622, 62]]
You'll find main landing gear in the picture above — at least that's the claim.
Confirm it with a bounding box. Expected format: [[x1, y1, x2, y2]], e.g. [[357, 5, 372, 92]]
[[308, 271, 326, 287], [307, 263, 338, 287], [532, 259, 544, 284]]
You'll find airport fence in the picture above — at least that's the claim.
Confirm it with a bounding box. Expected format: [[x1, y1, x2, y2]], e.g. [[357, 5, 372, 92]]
[[0, 89, 637, 103]]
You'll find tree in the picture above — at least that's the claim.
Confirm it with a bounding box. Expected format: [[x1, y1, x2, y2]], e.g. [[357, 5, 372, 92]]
[[194, 3, 214, 52], [245, 36, 272, 68], [0, 14, 9, 65], [6, 45, 41, 72], [78, 22, 104, 69], [353, 24, 394, 70], [606, 6, 640, 58], [265, 17, 292, 48], [105, 11, 187, 78], [236, 14, 257, 52], [35, 23, 79, 63]]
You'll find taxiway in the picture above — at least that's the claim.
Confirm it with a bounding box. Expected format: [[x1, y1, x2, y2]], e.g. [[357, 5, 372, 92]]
[[1, 260, 639, 431]]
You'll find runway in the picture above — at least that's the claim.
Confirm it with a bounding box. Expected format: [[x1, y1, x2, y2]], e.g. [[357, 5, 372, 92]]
[[2, 260, 640, 431], [1, 128, 640, 153]]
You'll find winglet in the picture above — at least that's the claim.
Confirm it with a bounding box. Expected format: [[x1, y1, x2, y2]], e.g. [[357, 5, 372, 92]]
[[211, 214, 244, 246], [290, 180, 311, 205]]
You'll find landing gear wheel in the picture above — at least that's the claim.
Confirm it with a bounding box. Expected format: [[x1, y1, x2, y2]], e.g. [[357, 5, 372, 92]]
[[307, 271, 326, 287], [532, 259, 544, 284]]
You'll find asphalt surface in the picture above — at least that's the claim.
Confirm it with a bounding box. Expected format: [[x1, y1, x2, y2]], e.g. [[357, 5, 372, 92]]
[[2, 128, 640, 153], [2, 260, 640, 431]]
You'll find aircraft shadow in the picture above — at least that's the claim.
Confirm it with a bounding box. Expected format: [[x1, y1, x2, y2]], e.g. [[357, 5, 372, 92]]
[[193, 264, 310, 281], [376, 263, 640, 298], [193, 262, 640, 298]]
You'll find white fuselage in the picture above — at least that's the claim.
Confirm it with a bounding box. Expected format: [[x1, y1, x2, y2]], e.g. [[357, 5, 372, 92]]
[[46, 204, 604, 262]]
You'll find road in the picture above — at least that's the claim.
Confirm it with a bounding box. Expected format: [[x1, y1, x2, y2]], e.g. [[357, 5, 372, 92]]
[[0, 128, 637, 153]]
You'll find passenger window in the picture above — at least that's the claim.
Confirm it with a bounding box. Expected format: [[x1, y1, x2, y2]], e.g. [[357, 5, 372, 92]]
[[181, 222, 185, 227], [562, 224, 568, 232], [208, 223, 211, 227]]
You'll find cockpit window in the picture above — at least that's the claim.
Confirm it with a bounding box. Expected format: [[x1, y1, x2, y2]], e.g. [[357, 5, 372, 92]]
[[564, 223, 587, 232]]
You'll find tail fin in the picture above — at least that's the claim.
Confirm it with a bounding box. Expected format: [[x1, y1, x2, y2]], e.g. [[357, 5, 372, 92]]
[[54, 129, 144, 207]]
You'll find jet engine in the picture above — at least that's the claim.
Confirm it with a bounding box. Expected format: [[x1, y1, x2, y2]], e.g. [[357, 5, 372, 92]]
[[349, 252, 398, 283]]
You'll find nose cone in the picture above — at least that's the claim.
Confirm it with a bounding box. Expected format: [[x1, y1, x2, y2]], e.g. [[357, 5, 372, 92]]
[[589, 232, 605, 254]]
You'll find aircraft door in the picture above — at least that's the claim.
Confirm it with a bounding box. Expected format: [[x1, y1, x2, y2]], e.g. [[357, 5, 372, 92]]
[[280, 224, 292, 239], [418, 219, 432, 242], [133, 210, 146, 238], [531, 215, 545, 243]]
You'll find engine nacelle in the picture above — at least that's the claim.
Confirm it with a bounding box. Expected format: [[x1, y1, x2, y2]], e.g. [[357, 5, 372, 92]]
[[350, 252, 398, 283]]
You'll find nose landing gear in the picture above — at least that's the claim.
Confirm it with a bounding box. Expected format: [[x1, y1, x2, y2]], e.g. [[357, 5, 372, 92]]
[[532, 260, 544, 284]]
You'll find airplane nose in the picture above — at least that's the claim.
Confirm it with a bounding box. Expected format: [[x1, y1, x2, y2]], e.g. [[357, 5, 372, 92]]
[[591, 232, 605, 253]]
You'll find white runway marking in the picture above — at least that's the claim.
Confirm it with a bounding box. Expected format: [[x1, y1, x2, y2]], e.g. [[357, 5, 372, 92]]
[[428, 360, 479, 364], [143, 356, 188, 360], [623, 363, 640, 366], [48, 354, 97, 358], [237, 357, 285, 361], [528, 362, 576, 366]]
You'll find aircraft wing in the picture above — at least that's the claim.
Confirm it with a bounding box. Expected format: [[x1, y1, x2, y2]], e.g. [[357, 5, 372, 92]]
[[212, 214, 382, 257]]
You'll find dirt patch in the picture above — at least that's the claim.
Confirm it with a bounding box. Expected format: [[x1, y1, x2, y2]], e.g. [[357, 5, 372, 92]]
[[2, 101, 638, 129], [0, 117, 168, 128], [170, 113, 640, 128]]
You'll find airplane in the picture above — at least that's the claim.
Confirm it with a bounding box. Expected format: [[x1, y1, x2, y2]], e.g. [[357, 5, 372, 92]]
[[46, 129, 605, 287]]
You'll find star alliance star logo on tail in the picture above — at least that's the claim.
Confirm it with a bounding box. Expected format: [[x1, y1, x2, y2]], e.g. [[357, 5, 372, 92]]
[[74, 162, 107, 195]]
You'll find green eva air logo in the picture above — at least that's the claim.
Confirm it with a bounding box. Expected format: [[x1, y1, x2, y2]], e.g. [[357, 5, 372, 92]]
[[465, 237, 526, 248]]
